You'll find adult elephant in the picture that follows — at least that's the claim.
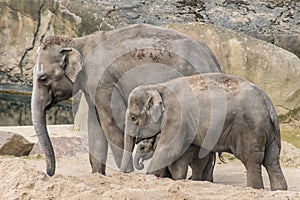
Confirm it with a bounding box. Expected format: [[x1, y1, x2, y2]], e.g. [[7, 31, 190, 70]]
[[31, 24, 221, 176]]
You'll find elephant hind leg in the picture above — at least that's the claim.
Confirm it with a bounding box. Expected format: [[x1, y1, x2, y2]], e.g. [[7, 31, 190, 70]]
[[263, 140, 287, 191], [238, 150, 264, 189], [244, 161, 264, 189]]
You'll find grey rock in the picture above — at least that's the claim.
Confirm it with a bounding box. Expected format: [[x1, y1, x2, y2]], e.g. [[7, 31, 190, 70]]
[[164, 23, 300, 116], [0, 0, 299, 125], [0, 131, 34, 156], [0, 0, 80, 90], [1, 0, 299, 90], [74, 22, 300, 130], [60, 0, 299, 57]]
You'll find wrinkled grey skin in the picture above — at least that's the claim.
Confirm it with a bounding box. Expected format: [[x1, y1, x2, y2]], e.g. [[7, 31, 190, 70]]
[[122, 73, 287, 191], [135, 135, 215, 181], [31, 24, 221, 176]]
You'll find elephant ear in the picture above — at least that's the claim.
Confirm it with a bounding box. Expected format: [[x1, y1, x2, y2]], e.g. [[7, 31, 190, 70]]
[[60, 48, 82, 83], [145, 90, 164, 123]]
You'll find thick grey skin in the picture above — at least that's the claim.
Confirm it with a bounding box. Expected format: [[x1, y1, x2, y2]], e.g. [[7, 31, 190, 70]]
[[31, 24, 221, 176], [135, 136, 215, 181], [122, 73, 287, 191]]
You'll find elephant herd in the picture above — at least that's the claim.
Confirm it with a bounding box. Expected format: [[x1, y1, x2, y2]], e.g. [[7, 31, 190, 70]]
[[31, 24, 287, 191]]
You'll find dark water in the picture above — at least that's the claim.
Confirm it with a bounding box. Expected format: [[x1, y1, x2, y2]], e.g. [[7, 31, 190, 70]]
[[0, 93, 74, 126]]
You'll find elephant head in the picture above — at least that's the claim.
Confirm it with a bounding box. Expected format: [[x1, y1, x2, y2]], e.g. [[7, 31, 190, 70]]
[[31, 37, 82, 176], [121, 86, 165, 172], [134, 134, 160, 170]]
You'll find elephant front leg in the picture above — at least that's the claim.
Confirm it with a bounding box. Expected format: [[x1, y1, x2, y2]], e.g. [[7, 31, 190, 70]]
[[147, 143, 186, 176], [168, 160, 188, 180], [147, 124, 189, 177], [88, 105, 108, 175], [120, 133, 135, 173]]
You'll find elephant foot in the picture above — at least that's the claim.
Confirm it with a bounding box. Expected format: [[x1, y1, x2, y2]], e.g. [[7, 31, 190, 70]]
[[89, 153, 106, 175], [264, 164, 287, 190], [268, 172, 288, 191], [146, 168, 164, 177], [246, 163, 264, 189], [263, 140, 287, 190]]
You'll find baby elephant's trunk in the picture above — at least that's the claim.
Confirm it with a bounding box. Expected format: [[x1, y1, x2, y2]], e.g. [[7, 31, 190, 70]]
[[134, 153, 145, 170]]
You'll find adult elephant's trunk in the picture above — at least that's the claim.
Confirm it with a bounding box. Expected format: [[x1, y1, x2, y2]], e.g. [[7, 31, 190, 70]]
[[120, 133, 135, 173], [134, 153, 145, 170], [31, 86, 55, 176]]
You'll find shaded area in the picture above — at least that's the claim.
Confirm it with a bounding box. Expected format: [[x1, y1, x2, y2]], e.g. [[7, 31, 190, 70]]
[[0, 93, 73, 126]]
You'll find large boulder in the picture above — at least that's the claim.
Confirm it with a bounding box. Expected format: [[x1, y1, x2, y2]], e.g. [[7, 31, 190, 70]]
[[61, 0, 300, 57], [0, 131, 34, 156], [0, 0, 80, 90], [164, 23, 300, 118], [74, 22, 300, 131]]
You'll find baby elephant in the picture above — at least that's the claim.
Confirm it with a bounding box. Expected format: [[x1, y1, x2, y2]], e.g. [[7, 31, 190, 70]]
[[135, 134, 216, 181], [121, 73, 287, 191]]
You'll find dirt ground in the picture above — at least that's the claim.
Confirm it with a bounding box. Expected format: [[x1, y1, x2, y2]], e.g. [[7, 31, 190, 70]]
[[0, 125, 299, 199]]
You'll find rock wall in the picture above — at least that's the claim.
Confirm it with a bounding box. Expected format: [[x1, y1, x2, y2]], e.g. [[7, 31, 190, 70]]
[[164, 23, 300, 115], [1, 0, 299, 91], [61, 0, 300, 57], [0, 0, 80, 90], [0, 0, 299, 121]]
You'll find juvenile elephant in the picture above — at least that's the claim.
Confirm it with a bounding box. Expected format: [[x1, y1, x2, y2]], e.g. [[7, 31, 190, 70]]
[[121, 73, 287, 191], [135, 134, 215, 181], [31, 24, 221, 176]]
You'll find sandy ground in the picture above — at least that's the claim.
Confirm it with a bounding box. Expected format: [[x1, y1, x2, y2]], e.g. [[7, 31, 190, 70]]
[[0, 125, 300, 199]]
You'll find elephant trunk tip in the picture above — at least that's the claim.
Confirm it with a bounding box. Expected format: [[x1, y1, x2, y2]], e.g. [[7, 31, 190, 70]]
[[47, 168, 55, 177], [134, 154, 145, 170], [45, 153, 56, 176]]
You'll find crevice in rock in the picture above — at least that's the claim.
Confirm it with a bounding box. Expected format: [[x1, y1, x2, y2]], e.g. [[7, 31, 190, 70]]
[[40, 11, 54, 44], [18, 4, 44, 76], [3, 0, 35, 20]]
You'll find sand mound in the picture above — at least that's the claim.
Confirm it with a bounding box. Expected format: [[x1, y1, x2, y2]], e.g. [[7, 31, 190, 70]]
[[0, 157, 299, 200], [281, 141, 300, 168]]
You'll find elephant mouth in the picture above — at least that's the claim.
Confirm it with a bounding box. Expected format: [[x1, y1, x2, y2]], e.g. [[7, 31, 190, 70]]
[[45, 98, 56, 111], [135, 131, 161, 144]]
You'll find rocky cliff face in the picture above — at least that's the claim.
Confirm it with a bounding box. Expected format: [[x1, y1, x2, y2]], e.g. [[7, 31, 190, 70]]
[[0, 0, 299, 120], [61, 0, 300, 57], [164, 23, 300, 116], [0, 0, 80, 90], [1, 0, 299, 90]]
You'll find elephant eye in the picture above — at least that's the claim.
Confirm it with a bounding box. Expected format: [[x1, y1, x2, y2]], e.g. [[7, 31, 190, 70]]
[[130, 114, 138, 124], [39, 75, 48, 85], [139, 145, 145, 150]]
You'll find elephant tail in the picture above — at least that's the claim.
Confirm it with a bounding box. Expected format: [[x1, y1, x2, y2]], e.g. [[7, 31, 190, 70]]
[[265, 93, 281, 150], [256, 85, 281, 150]]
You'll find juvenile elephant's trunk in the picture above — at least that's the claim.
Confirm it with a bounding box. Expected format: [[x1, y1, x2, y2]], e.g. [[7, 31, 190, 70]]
[[134, 153, 145, 170], [31, 87, 55, 176]]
